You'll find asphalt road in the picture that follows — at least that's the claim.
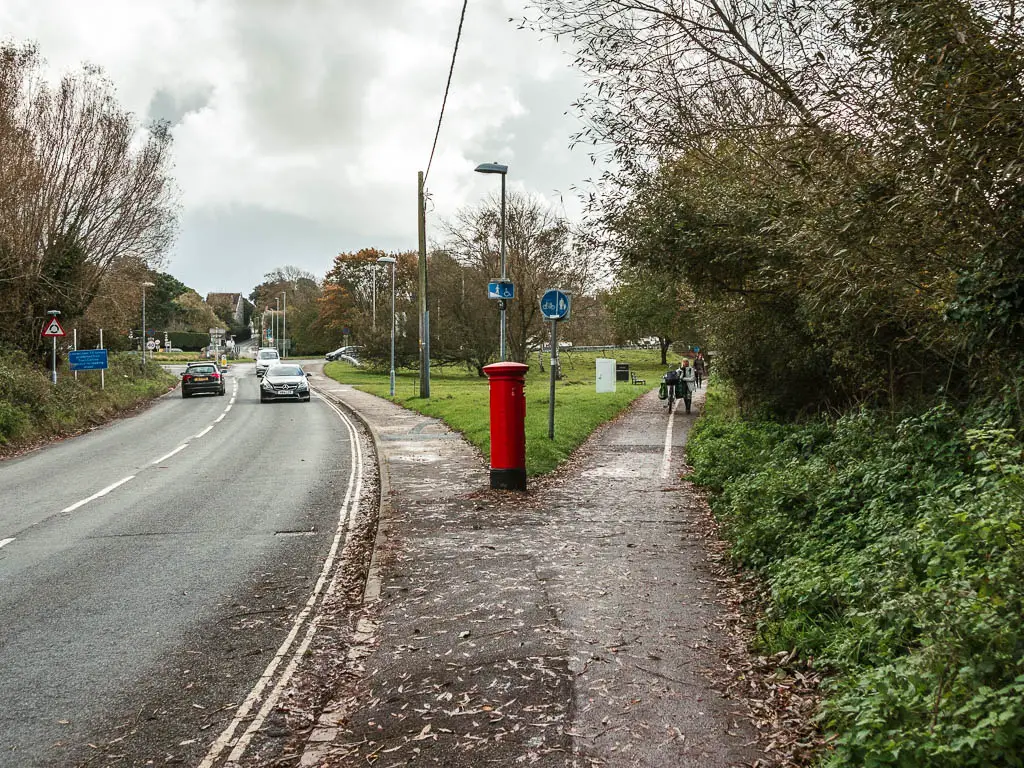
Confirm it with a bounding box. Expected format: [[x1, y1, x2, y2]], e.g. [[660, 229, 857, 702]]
[[0, 362, 364, 768]]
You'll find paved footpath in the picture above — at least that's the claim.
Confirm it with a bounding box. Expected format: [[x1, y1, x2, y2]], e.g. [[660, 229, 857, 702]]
[[302, 373, 758, 767]]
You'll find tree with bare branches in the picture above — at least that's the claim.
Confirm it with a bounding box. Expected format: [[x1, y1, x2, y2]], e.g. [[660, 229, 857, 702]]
[[441, 191, 599, 368], [0, 42, 178, 356]]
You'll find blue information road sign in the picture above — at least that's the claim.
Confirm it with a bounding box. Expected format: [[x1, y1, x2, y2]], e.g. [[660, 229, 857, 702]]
[[69, 349, 109, 371], [540, 289, 571, 321], [487, 280, 514, 300]]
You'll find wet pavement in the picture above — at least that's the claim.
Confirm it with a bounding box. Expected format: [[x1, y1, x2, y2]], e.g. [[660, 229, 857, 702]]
[[302, 373, 759, 767]]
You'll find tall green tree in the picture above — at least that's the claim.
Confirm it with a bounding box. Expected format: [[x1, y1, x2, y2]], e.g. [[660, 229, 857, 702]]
[[604, 267, 698, 365], [529, 0, 1024, 414]]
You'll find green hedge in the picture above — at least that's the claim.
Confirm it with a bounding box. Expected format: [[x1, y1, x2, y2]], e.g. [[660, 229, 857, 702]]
[[0, 352, 176, 447], [688, 390, 1024, 767]]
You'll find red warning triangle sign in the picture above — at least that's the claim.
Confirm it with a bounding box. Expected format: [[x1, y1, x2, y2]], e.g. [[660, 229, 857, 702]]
[[41, 317, 66, 337]]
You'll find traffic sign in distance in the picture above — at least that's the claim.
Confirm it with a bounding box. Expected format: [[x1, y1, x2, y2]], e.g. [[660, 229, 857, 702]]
[[41, 317, 66, 337], [540, 289, 571, 321], [487, 280, 515, 300]]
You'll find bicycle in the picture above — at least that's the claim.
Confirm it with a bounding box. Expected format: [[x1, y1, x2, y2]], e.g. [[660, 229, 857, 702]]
[[662, 372, 677, 411]]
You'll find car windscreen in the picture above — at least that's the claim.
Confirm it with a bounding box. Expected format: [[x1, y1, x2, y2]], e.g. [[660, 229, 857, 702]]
[[267, 366, 303, 377], [258, 351, 279, 360]]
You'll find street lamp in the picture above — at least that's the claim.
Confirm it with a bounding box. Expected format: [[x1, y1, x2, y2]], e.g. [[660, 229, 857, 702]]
[[141, 281, 155, 364], [474, 162, 508, 361], [279, 291, 287, 358], [275, 297, 280, 353], [377, 255, 397, 397]]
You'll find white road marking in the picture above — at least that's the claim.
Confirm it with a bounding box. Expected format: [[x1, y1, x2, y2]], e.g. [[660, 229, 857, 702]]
[[61, 476, 136, 514], [661, 405, 677, 479], [214, 413, 225, 423], [152, 445, 188, 465], [200, 395, 364, 768], [0, 538, 14, 549], [193, 426, 213, 439], [225, 404, 233, 413]]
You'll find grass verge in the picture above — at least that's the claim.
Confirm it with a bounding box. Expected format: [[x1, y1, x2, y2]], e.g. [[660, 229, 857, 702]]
[[687, 382, 1024, 767], [0, 351, 178, 455], [324, 348, 672, 475]]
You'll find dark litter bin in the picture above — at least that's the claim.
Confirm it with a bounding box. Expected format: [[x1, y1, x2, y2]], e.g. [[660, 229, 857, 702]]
[[615, 363, 630, 382]]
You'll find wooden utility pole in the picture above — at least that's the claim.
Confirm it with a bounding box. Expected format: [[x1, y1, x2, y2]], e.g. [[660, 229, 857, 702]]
[[418, 171, 430, 398]]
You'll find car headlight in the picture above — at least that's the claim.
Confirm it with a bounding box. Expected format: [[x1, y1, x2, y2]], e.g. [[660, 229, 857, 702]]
[[261, 379, 273, 390]]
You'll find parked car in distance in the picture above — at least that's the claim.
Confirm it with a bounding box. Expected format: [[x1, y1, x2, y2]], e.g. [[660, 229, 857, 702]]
[[181, 362, 226, 398], [260, 364, 311, 403], [325, 345, 362, 361], [255, 348, 281, 377]]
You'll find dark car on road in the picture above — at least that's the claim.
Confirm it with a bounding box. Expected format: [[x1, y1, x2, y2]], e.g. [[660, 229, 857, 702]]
[[181, 362, 226, 398], [260, 364, 311, 403]]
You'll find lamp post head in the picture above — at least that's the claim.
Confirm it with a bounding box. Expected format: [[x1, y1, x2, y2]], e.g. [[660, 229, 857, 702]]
[[142, 281, 155, 287], [46, 309, 61, 316], [474, 162, 508, 175], [376, 256, 396, 265]]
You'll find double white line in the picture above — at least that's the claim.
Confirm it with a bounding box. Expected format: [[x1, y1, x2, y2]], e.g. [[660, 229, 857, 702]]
[[199, 395, 364, 767]]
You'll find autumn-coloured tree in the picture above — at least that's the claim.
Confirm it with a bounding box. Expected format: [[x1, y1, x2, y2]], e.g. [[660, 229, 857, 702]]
[[318, 250, 418, 368]]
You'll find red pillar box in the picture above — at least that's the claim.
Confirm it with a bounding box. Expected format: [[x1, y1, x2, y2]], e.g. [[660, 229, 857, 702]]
[[482, 361, 529, 491]]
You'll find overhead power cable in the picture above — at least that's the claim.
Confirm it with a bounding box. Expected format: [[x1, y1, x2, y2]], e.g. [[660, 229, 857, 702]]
[[423, 0, 469, 185]]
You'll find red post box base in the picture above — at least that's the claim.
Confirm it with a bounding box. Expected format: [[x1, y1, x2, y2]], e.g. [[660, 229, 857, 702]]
[[491, 467, 527, 492]]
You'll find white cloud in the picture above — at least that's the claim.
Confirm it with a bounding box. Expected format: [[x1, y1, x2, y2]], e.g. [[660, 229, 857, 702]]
[[1, 0, 598, 295]]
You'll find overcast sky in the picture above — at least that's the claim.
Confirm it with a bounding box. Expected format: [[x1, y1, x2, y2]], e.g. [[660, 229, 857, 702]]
[[1, 0, 600, 298]]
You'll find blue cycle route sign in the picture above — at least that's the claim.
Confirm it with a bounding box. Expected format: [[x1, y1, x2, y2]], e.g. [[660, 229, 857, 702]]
[[540, 289, 571, 321], [69, 349, 109, 371], [487, 280, 514, 300]]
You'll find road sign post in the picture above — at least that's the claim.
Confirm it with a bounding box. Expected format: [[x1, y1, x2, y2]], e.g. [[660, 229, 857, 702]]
[[42, 311, 65, 385], [540, 290, 571, 439], [487, 280, 514, 361]]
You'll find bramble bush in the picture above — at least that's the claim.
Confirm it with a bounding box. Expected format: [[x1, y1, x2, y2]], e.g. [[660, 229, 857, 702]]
[[689, 392, 1024, 767]]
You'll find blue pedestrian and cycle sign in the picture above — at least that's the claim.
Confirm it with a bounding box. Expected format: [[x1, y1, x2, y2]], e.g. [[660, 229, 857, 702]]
[[69, 349, 109, 371], [540, 289, 571, 321], [487, 280, 514, 300]]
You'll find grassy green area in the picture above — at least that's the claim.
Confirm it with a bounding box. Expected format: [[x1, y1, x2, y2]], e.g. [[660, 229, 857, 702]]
[[687, 382, 1024, 767], [0, 351, 178, 453], [325, 348, 673, 475]]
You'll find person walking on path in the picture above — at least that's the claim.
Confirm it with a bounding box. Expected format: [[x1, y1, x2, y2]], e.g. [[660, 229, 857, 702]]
[[679, 358, 697, 413], [694, 351, 707, 389], [300, 370, 759, 768]]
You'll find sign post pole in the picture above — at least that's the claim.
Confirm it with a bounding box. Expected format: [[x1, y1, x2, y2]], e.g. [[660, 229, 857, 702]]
[[43, 310, 63, 385], [540, 289, 571, 440], [548, 318, 558, 439], [100, 329, 105, 390]]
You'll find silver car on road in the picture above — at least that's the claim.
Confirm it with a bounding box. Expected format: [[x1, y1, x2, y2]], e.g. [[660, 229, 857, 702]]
[[254, 348, 280, 377]]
